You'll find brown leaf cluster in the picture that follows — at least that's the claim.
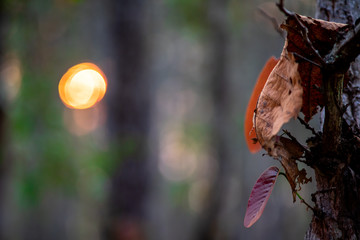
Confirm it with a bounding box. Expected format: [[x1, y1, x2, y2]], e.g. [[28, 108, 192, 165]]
[[282, 14, 349, 121], [254, 19, 328, 198], [252, 15, 350, 198], [254, 44, 311, 200], [277, 137, 312, 201]]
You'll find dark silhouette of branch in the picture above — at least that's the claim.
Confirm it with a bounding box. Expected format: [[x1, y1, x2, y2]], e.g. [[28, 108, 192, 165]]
[[297, 117, 320, 137], [276, 0, 292, 17], [257, 7, 285, 38], [325, 22, 360, 72]]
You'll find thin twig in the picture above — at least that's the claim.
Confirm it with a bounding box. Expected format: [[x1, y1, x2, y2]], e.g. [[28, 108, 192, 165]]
[[277, 0, 325, 65], [282, 129, 297, 141], [297, 117, 321, 137], [257, 7, 285, 39], [279, 172, 315, 212], [324, 21, 360, 71], [276, 0, 292, 16], [292, 52, 323, 69], [282, 129, 310, 155], [296, 191, 315, 212], [291, 17, 324, 65]]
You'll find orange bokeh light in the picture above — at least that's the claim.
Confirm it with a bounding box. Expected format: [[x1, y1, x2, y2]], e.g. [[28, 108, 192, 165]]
[[59, 63, 107, 109]]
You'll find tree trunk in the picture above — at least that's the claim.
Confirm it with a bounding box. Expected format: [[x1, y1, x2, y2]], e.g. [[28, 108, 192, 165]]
[[0, 0, 7, 238], [305, 0, 360, 239], [195, 0, 230, 239], [105, 0, 150, 239]]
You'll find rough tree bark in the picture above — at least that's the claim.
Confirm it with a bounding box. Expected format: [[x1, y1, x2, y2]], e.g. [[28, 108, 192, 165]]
[[305, 0, 360, 239]]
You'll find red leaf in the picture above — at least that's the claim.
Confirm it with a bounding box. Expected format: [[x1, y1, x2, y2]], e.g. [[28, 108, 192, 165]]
[[244, 166, 279, 228], [244, 57, 278, 153]]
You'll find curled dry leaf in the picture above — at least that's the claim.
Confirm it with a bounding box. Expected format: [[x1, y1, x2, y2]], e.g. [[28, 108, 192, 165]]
[[253, 42, 311, 199], [245, 57, 278, 153], [281, 14, 349, 121], [254, 42, 303, 154], [281, 158, 311, 202], [244, 166, 279, 228], [276, 137, 312, 201]]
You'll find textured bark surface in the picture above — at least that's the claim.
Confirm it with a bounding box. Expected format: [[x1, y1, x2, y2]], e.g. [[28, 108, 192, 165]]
[[316, 0, 360, 134], [305, 0, 360, 239]]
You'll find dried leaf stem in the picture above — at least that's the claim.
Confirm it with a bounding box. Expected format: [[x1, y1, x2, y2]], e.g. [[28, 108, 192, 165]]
[[295, 191, 315, 212], [297, 117, 320, 137], [279, 172, 315, 212]]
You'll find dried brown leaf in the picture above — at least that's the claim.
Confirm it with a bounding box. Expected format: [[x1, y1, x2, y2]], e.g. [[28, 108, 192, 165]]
[[245, 57, 278, 153], [281, 156, 311, 202], [251, 15, 340, 199], [271, 137, 311, 202], [255, 42, 303, 153], [279, 136, 304, 159], [282, 15, 349, 121]]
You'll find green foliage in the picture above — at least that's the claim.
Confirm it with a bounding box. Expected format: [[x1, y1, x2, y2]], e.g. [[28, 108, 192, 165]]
[[169, 181, 190, 208], [182, 122, 210, 150], [4, 0, 111, 209], [165, 0, 209, 35], [228, 0, 246, 31]]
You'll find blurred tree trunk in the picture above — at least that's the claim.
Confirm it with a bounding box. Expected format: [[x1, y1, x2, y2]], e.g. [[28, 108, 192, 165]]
[[105, 0, 150, 239], [0, 0, 7, 238], [305, 0, 360, 239], [196, 0, 231, 239]]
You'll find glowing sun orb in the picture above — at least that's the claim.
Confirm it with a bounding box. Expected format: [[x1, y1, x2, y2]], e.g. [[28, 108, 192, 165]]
[[58, 63, 107, 109]]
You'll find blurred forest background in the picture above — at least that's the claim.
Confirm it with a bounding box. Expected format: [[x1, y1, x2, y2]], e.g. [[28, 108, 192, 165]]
[[0, 0, 317, 239]]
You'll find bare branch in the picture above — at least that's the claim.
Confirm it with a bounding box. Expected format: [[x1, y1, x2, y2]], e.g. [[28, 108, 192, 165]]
[[276, 0, 292, 17], [282, 129, 311, 157], [291, 52, 322, 69], [257, 7, 285, 38], [325, 23, 360, 72], [295, 191, 315, 212], [297, 117, 321, 137]]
